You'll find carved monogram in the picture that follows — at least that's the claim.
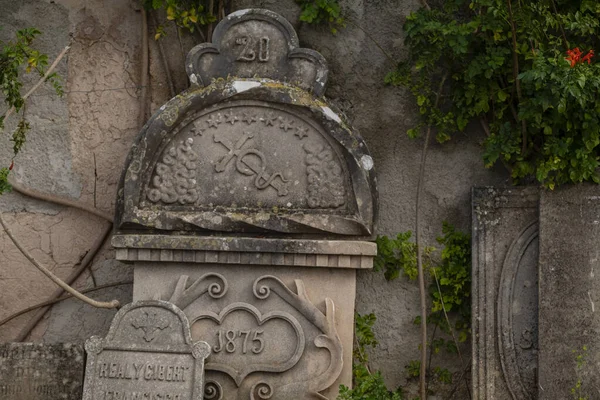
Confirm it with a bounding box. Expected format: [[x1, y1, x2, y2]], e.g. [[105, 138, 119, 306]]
[[213, 131, 290, 196]]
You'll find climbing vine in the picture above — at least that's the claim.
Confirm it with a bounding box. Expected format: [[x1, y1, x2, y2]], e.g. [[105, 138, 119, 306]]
[[0, 28, 64, 195], [295, 0, 344, 33], [386, 0, 600, 189], [340, 223, 471, 399], [142, 0, 217, 38]]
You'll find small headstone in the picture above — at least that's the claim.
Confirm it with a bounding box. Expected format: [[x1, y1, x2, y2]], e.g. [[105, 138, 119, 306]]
[[82, 300, 210, 400], [538, 185, 600, 398], [471, 187, 539, 399], [0, 342, 84, 400]]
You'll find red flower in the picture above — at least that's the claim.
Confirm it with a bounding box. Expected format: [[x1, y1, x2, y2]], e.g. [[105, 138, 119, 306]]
[[582, 49, 594, 65], [566, 47, 583, 67], [8, 161, 14, 171], [566, 48, 594, 67]]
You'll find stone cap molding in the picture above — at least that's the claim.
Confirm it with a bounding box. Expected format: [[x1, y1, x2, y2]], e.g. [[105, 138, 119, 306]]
[[186, 8, 328, 95], [112, 235, 376, 269]]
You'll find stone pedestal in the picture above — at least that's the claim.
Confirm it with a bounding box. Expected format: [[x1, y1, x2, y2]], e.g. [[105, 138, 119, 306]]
[[112, 9, 377, 399], [114, 236, 375, 398]]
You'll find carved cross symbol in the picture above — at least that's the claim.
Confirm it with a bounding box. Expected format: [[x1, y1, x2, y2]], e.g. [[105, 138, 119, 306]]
[[131, 311, 171, 342], [213, 131, 289, 196]]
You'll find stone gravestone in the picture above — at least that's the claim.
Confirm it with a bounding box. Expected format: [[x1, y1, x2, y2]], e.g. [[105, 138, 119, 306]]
[[0, 343, 84, 399], [538, 185, 600, 398], [82, 300, 211, 400], [471, 187, 539, 399], [112, 8, 377, 400]]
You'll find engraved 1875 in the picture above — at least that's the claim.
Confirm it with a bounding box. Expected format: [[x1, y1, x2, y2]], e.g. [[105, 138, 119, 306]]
[[213, 329, 264, 354]]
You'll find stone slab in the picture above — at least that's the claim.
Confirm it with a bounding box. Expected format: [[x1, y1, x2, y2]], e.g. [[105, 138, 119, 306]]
[[82, 301, 210, 400], [538, 185, 600, 398], [0, 342, 84, 399], [471, 187, 539, 399], [133, 264, 355, 400]]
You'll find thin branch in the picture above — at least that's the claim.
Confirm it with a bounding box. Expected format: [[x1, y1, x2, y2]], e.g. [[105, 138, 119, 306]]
[[218, 0, 225, 20], [207, 0, 215, 42], [506, 0, 527, 156], [550, 0, 568, 49], [346, 19, 396, 65], [0, 281, 132, 329], [0, 213, 119, 310], [432, 269, 471, 399], [151, 12, 176, 97], [416, 72, 448, 400], [8, 177, 112, 222], [14, 223, 112, 341], [354, 334, 372, 375], [479, 118, 491, 137], [432, 269, 466, 368], [2, 42, 71, 122], [138, 7, 150, 128], [445, 363, 472, 400], [420, 0, 431, 11]]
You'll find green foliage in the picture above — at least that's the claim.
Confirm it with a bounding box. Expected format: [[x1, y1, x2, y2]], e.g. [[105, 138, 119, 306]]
[[0, 27, 63, 195], [338, 313, 404, 400], [142, 0, 217, 38], [405, 360, 421, 378], [376, 223, 471, 342], [431, 221, 471, 342], [374, 232, 434, 281], [387, 0, 600, 188], [571, 345, 589, 400], [374, 223, 471, 391], [339, 368, 403, 400], [354, 312, 378, 364], [0, 168, 11, 194], [295, 0, 344, 33]]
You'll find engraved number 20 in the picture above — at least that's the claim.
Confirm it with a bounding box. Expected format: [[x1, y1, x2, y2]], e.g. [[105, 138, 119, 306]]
[[235, 36, 270, 62], [213, 329, 264, 354]]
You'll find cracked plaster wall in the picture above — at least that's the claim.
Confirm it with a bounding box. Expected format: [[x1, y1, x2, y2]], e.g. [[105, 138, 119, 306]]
[[0, 0, 509, 396]]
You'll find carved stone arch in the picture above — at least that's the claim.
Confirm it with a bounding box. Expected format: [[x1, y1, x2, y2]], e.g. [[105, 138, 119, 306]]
[[498, 220, 539, 400], [115, 80, 376, 236]]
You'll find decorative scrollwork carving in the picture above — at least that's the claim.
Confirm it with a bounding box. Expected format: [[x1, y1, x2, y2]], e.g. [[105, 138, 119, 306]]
[[303, 143, 345, 208], [168, 273, 228, 310], [189, 302, 305, 387], [250, 382, 273, 400], [252, 275, 343, 398], [204, 380, 223, 400], [147, 138, 199, 205]]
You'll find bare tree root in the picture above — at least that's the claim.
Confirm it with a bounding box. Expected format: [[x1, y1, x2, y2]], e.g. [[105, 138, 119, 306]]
[[0, 214, 119, 311], [13, 223, 113, 341], [0, 281, 132, 329], [8, 178, 112, 222]]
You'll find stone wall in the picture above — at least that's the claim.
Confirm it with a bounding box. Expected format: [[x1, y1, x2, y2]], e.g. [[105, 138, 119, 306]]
[[0, 0, 509, 396]]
